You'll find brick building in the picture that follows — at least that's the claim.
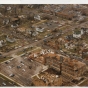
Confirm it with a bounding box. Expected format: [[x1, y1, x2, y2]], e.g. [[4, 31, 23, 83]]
[[32, 68, 62, 86], [44, 53, 86, 80], [29, 52, 86, 80]]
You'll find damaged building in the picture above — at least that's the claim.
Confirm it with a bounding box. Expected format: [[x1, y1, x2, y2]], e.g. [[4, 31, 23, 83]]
[[29, 52, 86, 82], [32, 68, 62, 86]]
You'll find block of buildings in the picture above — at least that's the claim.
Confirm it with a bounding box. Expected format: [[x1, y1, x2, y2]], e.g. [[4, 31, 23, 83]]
[[44, 53, 86, 80], [29, 52, 86, 81], [32, 68, 62, 86]]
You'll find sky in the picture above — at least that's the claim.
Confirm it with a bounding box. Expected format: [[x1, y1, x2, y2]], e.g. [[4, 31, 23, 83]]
[[0, 0, 88, 4], [0, 0, 20, 4], [21, 0, 88, 4]]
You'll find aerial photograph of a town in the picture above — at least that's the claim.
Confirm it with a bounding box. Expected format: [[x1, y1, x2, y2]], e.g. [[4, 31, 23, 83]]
[[0, 4, 88, 87]]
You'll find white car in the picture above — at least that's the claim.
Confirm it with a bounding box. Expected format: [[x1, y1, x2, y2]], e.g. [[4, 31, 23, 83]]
[[21, 63, 24, 66], [24, 46, 28, 49], [22, 69, 25, 71], [35, 40, 38, 42], [2, 82, 6, 86], [15, 47, 18, 49], [8, 66, 11, 69], [24, 57, 27, 59], [19, 46, 21, 48], [9, 74, 14, 77], [44, 35, 48, 38]]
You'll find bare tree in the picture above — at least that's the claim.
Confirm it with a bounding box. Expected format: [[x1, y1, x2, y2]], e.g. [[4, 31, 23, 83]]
[[30, 30, 34, 37], [19, 5, 24, 12], [4, 5, 7, 16], [27, 12, 35, 21]]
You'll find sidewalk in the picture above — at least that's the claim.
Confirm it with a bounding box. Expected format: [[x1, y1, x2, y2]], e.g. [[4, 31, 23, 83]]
[[0, 72, 23, 86]]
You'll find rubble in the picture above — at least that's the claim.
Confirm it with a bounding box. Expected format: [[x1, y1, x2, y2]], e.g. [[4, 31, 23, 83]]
[[0, 4, 88, 87]]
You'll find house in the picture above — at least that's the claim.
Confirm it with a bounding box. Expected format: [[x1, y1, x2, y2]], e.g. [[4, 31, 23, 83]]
[[65, 43, 75, 49], [73, 33, 81, 38], [73, 27, 88, 39], [11, 24, 18, 28], [18, 15, 26, 19], [6, 37, 15, 43], [81, 27, 88, 34], [0, 13, 3, 17], [17, 27, 26, 32], [73, 29, 83, 38], [36, 27, 44, 33], [7, 6, 11, 11], [34, 15, 41, 20], [11, 17, 20, 25], [0, 5, 4, 8], [45, 53, 86, 80], [27, 5, 33, 8], [25, 28, 31, 34], [10, 16, 20, 28], [0, 40, 3, 47], [82, 48, 88, 59], [32, 31, 39, 36], [56, 11, 76, 20], [66, 35, 73, 41], [3, 19, 10, 25], [43, 5, 51, 14]]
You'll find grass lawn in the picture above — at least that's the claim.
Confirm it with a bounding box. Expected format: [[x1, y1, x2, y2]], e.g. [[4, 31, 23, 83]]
[[16, 51, 24, 55], [59, 25, 71, 30], [0, 57, 11, 63], [0, 34, 6, 40], [16, 46, 38, 55], [38, 30, 51, 39]]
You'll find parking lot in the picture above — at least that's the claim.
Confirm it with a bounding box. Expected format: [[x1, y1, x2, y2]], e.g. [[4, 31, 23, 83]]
[[0, 74, 18, 86], [0, 55, 44, 86]]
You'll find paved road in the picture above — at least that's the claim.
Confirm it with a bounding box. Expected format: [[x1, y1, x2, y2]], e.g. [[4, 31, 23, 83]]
[[0, 73, 22, 86], [2, 32, 61, 57], [1, 20, 88, 66]]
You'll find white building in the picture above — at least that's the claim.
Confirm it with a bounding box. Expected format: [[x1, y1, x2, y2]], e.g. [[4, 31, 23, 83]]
[[73, 33, 82, 38], [34, 15, 41, 20], [73, 29, 84, 38], [7, 6, 11, 11]]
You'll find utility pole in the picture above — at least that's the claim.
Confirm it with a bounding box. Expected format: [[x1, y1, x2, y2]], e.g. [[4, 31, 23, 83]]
[[59, 56, 63, 75]]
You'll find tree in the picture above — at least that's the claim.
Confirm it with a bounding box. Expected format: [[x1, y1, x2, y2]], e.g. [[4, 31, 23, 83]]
[[33, 4, 44, 9], [4, 6, 7, 16], [27, 12, 35, 21], [42, 15, 52, 20], [19, 5, 24, 12], [30, 30, 34, 37], [14, 6, 17, 15]]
